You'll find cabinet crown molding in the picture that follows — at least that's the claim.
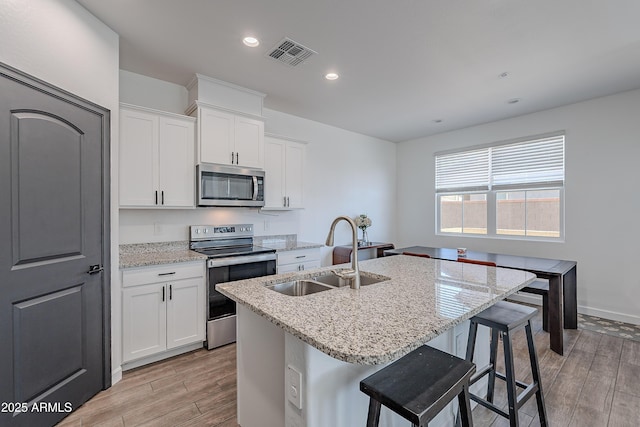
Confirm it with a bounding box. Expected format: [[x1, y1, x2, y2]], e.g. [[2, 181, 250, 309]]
[[120, 102, 196, 122], [185, 100, 264, 121], [265, 133, 309, 145], [187, 74, 266, 99]]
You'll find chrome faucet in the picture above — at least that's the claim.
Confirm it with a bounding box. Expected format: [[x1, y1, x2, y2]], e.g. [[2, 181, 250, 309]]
[[325, 216, 361, 289]]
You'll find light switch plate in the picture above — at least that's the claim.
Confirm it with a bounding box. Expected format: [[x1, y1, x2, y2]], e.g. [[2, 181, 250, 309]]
[[287, 365, 302, 409]]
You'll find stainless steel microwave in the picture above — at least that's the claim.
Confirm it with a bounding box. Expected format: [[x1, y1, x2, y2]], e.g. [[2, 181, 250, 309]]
[[197, 164, 265, 207]]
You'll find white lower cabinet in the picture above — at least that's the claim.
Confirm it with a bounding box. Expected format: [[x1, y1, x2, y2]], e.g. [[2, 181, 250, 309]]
[[122, 262, 205, 364], [277, 248, 321, 273]]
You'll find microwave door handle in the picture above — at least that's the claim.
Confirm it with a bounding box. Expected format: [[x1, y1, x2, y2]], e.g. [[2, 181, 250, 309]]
[[252, 176, 258, 200]]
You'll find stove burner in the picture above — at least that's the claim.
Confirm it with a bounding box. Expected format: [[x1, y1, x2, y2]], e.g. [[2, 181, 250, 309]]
[[189, 224, 276, 259]]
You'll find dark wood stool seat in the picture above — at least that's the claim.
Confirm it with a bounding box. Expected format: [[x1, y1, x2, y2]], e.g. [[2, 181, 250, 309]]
[[360, 345, 475, 427], [520, 279, 550, 332], [466, 301, 548, 427]]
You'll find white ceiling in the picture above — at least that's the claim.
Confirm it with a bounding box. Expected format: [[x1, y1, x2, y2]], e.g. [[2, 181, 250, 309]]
[[76, 0, 640, 143]]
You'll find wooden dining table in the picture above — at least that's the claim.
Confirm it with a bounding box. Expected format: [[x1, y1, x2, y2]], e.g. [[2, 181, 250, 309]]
[[384, 246, 577, 355]]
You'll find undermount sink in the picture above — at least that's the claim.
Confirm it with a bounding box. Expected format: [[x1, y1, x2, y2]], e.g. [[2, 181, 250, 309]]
[[312, 271, 389, 287], [266, 280, 333, 296], [266, 270, 390, 296]]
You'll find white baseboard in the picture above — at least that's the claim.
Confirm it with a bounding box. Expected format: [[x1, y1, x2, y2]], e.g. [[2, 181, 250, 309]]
[[121, 341, 204, 372], [578, 306, 640, 326], [111, 366, 122, 386]]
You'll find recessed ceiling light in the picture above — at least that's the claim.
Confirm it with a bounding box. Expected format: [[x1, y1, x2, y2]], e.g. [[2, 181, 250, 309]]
[[507, 98, 521, 104], [433, 119, 443, 123], [500, 72, 509, 78], [325, 72, 339, 80], [242, 36, 260, 47]]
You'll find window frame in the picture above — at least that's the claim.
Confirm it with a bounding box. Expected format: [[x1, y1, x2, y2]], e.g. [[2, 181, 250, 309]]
[[435, 133, 565, 242]]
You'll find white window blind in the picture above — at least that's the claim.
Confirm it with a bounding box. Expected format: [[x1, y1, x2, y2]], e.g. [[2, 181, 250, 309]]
[[491, 135, 564, 189], [435, 148, 489, 192], [435, 134, 564, 192]]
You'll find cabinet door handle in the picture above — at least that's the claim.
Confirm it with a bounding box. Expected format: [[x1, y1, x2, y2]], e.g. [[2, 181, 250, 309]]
[[231, 152, 235, 164], [283, 196, 287, 207], [236, 152, 239, 164], [161, 191, 164, 205], [158, 272, 176, 276], [169, 284, 173, 300], [155, 190, 158, 205], [295, 255, 306, 259], [162, 286, 165, 302], [87, 264, 103, 275], [288, 196, 290, 207]]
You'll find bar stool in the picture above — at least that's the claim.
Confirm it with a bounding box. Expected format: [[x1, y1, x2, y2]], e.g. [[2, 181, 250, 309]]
[[360, 345, 475, 427], [521, 279, 550, 332], [465, 301, 548, 426]]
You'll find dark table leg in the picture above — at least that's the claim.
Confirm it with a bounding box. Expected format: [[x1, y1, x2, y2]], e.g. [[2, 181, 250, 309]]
[[548, 274, 564, 355], [563, 266, 578, 329]]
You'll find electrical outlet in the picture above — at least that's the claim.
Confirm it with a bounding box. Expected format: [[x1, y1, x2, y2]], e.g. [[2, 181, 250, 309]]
[[287, 365, 302, 409], [154, 222, 163, 235]]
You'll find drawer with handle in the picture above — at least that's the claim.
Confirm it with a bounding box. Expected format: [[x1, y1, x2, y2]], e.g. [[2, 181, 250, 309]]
[[122, 261, 204, 287]]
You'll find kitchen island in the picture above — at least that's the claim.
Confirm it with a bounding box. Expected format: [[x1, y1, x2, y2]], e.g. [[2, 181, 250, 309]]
[[217, 255, 536, 427]]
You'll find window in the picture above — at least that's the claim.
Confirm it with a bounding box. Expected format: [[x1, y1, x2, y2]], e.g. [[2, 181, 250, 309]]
[[435, 134, 564, 240]]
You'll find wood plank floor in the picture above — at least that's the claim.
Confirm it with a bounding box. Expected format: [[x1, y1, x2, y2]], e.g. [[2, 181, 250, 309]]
[[56, 310, 640, 426]]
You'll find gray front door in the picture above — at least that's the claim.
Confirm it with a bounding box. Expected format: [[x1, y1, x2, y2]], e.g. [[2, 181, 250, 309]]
[[0, 63, 110, 426]]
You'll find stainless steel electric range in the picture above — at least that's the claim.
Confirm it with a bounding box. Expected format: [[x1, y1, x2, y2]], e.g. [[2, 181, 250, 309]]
[[189, 224, 276, 349]]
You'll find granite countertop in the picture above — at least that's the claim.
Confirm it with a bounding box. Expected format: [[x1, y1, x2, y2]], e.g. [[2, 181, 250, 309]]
[[254, 235, 323, 252], [119, 241, 207, 269], [119, 234, 322, 268], [261, 240, 323, 252], [216, 255, 536, 365]]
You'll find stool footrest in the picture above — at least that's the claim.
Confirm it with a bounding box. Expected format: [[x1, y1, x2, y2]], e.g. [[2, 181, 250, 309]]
[[471, 366, 530, 391], [469, 364, 494, 386], [470, 394, 510, 419]]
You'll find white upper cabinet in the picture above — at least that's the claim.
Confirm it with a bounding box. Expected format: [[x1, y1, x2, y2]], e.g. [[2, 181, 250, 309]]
[[264, 135, 306, 209], [120, 104, 195, 208], [194, 102, 264, 169], [234, 115, 264, 169], [199, 107, 235, 166]]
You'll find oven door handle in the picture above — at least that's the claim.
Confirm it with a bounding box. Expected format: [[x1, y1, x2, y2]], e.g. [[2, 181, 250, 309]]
[[208, 253, 277, 268]]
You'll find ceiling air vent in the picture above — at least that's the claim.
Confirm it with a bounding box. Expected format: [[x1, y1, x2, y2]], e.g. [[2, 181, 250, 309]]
[[267, 38, 317, 67]]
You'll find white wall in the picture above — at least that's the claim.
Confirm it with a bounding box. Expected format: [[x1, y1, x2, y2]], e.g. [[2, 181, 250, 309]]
[[0, 0, 122, 381], [120, 70, 188, 114], [397, 89, 640, 324], [118, 71, 397, 265]]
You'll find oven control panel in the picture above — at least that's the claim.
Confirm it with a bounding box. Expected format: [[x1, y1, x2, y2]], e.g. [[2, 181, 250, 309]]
[[190, 224, 254, 240]]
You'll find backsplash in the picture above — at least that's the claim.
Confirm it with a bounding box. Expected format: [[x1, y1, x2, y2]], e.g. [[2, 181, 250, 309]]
[[118, 208, 301, 244], [253, 234, 297, 248]]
